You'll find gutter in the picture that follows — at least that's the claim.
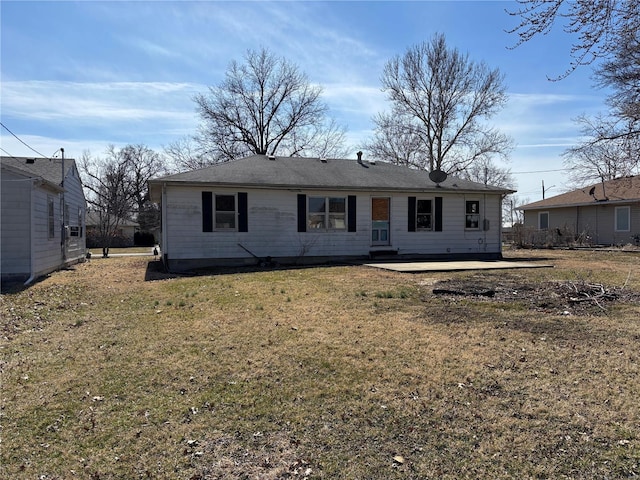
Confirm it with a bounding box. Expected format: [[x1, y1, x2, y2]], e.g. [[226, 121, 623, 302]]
[[150, 179, 513, 196]]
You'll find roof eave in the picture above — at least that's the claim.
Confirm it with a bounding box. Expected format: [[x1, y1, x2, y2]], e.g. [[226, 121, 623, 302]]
[[149, 178, 511, 195], [519, 197, 640, 210]]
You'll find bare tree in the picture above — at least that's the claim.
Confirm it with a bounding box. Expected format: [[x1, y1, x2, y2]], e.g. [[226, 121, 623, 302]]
[[374, 34, 512, 175], [595, 28, 640, 128], [164, 136, 215, 172], [120, 144, 168, 214], [563, 114, 640, 186], [193, 47, 347, 163], [80, 148, 135, 257], [364, 112, 427, 168], [277, 117, 350, 159], [507, 0, 640, 77], [508, 1, 640, 140], [460, 157, 515, 189], [80, 145, 167, 255]]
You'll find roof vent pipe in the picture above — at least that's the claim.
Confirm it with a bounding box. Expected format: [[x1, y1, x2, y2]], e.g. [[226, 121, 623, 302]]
[[357, 151, 363, 164]]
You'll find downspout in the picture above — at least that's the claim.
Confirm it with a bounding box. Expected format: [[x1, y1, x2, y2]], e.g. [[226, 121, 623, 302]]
[[24, 178, 36, 286], [499, 193, 506, 258], [60, 148, 66, 262], [161, 183, 168, 268]]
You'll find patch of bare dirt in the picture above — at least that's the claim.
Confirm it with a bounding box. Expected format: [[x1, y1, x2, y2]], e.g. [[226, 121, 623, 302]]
[[430, 273, 640, 316]]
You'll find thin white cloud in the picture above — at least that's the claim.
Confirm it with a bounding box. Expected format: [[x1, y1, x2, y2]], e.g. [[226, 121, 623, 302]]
[[323, 84, 385, 117], [121, 37, 179, 59], [1, 80, 201, 122], [0, 133, 126, 160]]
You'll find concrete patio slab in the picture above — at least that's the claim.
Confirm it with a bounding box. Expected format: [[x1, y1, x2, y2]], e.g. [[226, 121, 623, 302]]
[[365, 260, 554, 273]]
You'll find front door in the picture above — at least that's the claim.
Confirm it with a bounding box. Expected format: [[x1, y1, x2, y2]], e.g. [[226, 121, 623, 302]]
[[371, 197, 390, 246]]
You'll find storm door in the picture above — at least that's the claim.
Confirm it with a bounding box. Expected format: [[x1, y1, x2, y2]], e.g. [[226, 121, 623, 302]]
[[371, 197, 390, 246]]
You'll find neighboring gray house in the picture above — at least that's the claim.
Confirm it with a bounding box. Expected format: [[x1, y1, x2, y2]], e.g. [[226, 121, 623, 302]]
[[1, 156, 87, 283], [148, 154, 513, 271], [518, 175, 640, 246]]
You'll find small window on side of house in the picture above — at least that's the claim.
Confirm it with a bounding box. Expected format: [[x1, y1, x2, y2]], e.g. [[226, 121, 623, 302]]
[[539, 211, 549, 230], [417, 199, 432, 230], [615, 206, 630, 232], [215, 194, 236, 229], [465, 200, 480, 229]]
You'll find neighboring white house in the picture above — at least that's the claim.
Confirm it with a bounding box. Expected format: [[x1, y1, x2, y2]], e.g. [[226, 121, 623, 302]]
[[518, 175, 640, 246], [1, 156, 87, 284], [148, 154, 514, 271]]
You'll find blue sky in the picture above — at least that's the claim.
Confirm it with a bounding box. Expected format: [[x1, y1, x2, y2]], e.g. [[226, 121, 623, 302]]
[[1, 1, 608, 201]]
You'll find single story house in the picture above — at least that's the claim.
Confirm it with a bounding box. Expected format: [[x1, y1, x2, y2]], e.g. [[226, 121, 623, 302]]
[[1, 156, 87, 284], [85, 211, 140, 248], [518, 175, 640, 246], [148, 153, 514, 271]]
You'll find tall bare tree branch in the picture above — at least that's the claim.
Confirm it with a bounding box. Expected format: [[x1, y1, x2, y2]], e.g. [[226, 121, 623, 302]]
[[193, 47, 346, 163], [371, 33, 512, 177]]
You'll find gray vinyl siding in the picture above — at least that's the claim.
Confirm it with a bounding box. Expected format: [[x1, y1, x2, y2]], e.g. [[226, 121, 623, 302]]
[[1, 170, 32, 275], [161, 186, 504, 267], [1, 162, 86, 281], [523, 202, 640, 245], [61, 164, 87, 262]]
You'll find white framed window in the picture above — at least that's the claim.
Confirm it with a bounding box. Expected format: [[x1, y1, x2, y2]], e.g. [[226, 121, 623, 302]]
[[538, 211, 549, 230], [215, 194, 236, 229], [308, 196, 346, 230], [615, 206, 630, 232], [465, 200, 480, 229], [417, 199, 433, 230]]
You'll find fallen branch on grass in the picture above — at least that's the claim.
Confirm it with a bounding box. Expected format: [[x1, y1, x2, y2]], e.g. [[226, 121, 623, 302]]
[[564, 281, 619, 312]]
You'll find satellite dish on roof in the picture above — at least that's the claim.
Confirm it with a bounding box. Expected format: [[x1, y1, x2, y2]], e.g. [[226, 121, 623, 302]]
[[429, 169, 448, 185]]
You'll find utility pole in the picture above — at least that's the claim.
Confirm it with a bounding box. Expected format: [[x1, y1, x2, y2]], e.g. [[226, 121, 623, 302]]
[[61, 148, 66, 260]]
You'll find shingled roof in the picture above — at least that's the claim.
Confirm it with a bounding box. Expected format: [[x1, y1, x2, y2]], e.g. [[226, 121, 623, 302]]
[[1, 156, 75, 189], [149, 154, 513, 196], [519, 175, 640, 210]]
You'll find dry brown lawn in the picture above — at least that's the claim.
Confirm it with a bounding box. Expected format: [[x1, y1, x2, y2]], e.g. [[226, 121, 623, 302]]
[[1, 249, 639, 479]]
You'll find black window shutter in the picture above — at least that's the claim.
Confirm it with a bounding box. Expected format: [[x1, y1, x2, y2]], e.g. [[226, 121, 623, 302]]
[[202, 191, 213, 232], [347, 195, 357, 232], [408, 196, 416, 232], [435, 196, 443, 232], [297, 194, 307, 232], [238, 192, 248, 232]]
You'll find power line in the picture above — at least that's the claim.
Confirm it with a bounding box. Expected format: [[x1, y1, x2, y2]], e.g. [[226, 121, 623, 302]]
[[0, 147, 19, 158], [511, 167, 570, 174], [0, 121, 49, 158]]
